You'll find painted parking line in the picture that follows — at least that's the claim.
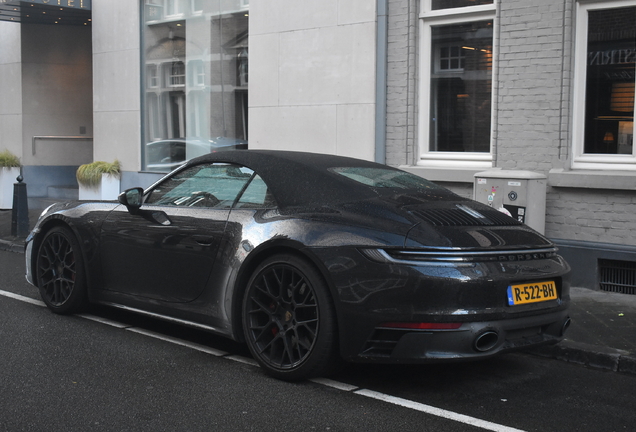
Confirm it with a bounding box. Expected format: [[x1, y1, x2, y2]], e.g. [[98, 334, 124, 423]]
[[0, 289, 45, 307], [126, 327, 228, 357], [355, 389, 525, 432], [2, 289, 527, 432]]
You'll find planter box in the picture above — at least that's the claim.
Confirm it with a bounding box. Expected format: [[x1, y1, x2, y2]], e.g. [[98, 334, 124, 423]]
[[78, 173, 120, 201], [0, 167, 20, 209]]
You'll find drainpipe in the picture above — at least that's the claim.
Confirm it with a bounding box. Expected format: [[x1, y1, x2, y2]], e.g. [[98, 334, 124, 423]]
[[375, 0, 388, 165]]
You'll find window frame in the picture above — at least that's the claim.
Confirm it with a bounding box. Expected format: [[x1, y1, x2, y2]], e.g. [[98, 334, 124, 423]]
[[144, 162, 276, 209], [418, 1, 497, 168], [572, 0, 636, 170]]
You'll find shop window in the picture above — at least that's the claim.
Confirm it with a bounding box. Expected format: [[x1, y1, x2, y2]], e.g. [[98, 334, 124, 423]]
[[141, 2, 249, 172], [419, 3, 495, 167], [573, 1, 636, 169]]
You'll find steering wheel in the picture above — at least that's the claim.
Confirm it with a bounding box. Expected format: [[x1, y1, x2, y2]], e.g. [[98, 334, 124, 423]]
[[189, 191, 220, 207]]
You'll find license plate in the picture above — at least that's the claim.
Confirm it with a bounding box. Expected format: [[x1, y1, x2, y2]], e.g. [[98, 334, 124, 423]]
[[507, 281, 557, 306]]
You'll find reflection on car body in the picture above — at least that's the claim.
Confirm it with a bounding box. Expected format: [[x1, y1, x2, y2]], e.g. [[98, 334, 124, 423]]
[[25, 150, 571, 381]]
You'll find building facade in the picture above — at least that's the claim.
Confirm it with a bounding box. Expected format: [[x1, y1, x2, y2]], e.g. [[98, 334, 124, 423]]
[[1, 0, 635, 292]]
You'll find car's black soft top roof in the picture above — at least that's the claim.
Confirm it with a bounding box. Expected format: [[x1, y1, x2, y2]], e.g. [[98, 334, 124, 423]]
[[183, 150, 395, 208]]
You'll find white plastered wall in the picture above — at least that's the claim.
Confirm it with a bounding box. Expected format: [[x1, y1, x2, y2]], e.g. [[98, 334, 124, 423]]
[[0, 22, 23, 160], [92, 0, 141, 171], [20, 23, 93, 167], [249, 0, 377, 161]]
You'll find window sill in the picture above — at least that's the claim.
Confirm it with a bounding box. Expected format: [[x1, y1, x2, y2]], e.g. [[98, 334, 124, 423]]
[[399, 165, 482, 183], [548, 168, 636, 191]]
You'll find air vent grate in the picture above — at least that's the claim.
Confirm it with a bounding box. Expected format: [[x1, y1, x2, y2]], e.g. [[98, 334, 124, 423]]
[[599, 259, 636, 295], [410, 208, 522, 227]]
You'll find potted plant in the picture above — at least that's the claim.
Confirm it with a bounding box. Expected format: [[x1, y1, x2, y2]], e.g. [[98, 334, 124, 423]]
[[0, 150, 21, 209], [77, 160, 121, 201]]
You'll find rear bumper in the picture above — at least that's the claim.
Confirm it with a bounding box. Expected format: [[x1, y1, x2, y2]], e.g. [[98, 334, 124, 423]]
[[353, 308, 571, 363]]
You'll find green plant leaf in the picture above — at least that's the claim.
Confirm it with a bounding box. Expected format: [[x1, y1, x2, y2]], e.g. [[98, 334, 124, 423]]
[[0, 150, 21, 168], [76, 160, 121, 188]]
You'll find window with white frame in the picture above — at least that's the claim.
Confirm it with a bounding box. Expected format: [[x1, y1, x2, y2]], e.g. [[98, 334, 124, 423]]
[[147, 64, 159, 88], [572, 1, 636, 170], [419, 0, 495, 167], [165, 0, 183, 17], [168, 61, 186, 87]]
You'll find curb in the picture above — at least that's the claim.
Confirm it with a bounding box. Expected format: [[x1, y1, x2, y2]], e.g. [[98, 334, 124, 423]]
[[0, 239, 24, 254], [528, 340, 636, 375]]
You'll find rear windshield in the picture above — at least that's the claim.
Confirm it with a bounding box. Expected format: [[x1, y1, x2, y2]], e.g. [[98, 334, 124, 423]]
[[329, 167, 443, 191]]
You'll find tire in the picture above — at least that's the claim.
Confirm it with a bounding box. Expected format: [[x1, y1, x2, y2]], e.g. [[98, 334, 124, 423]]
[[242, 254, 339, 381], [35, 226, 88, 314]]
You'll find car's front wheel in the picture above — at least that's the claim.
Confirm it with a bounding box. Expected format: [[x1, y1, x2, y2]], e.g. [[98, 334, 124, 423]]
[[242, 254, 339, 381], [36, 226, 88, 314]]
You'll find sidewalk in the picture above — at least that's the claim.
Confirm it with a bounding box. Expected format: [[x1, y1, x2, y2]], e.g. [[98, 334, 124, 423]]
[[1, 206, 635, 375]]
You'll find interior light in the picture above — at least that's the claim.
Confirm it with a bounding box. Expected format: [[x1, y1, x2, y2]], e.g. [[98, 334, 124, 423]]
[[611, 82, 635, 112]]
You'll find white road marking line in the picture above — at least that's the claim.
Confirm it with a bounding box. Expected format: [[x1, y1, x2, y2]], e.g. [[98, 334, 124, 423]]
[[0, 290, 46, 307], [354, 389, 526, 432], [4, 291, 527, 432], [76, 313, 132, 328], [126, 327, 228, 357], [225, 355, 259, 367], [310, 377, 359, 392]]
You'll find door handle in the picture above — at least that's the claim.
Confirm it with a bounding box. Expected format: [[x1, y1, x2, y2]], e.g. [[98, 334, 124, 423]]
[[193, 235, 214, 246]]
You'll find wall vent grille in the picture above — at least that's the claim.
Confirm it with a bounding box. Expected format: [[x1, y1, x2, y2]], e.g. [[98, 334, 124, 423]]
[[599, 259, 636, 295]]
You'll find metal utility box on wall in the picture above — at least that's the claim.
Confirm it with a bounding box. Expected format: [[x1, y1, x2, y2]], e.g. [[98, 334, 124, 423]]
[[474, 170, 547, 234]]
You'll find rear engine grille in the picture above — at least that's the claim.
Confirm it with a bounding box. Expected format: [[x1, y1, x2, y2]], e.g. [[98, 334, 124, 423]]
[[410, 207, 522, 227], [382, 247, 558, 264], [599, 259, 636, 295]]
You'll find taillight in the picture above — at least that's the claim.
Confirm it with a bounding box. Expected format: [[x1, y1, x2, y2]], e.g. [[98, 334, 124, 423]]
[[379, 322, 462, 330]]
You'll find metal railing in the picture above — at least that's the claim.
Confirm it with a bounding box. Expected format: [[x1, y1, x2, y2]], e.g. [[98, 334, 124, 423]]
[[32, 136, 93, 155]]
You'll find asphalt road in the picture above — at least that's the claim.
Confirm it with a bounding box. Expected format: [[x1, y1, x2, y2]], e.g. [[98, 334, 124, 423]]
[[1, 250, 635, 432]]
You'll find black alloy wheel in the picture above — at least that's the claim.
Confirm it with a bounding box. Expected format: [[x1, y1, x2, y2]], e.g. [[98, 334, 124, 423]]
[[36, 226, 87, 314], [243, 254, 339, 381]]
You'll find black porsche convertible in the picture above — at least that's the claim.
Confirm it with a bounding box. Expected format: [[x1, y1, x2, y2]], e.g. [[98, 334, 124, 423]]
[[25, 150, 571, 380]]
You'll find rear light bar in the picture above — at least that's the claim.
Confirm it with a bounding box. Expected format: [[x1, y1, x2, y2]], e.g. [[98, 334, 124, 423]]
[[360, 247, 558, 265], [379, 322, 462, 330]]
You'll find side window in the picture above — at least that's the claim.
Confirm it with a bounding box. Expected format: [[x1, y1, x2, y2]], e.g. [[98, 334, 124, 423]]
[[145, 163, 254, 208], [235, 174, 277, 208]]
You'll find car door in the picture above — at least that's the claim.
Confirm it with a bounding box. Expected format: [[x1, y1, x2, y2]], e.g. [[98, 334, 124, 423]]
[[99, 162, 255, 303]]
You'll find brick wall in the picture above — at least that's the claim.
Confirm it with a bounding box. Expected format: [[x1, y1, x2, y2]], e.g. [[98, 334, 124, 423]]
[[386, 0, 636, 247], [547, 187, 636, 244], [385, 0, 417, 167], [495, 0, 572, 172]]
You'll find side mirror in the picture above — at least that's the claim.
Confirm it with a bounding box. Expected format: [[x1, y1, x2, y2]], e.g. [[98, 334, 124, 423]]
[[118, 187, 144, 214]]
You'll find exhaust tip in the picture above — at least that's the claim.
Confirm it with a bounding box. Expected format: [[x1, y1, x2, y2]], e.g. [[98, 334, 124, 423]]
[[561, 317, 572, 336], [474, 331, 499, 352]]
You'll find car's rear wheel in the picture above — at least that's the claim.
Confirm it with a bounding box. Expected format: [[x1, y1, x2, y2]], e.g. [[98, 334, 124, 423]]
[[242, 254, 339, 381], [36, 226, 87, 314]]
